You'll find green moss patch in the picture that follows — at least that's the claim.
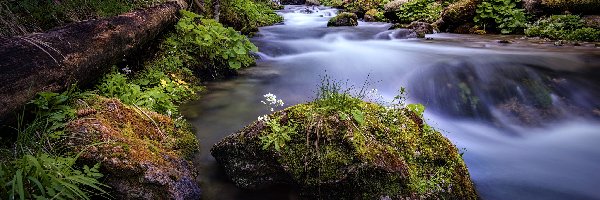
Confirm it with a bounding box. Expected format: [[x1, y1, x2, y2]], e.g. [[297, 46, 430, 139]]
[[212, 94, 477, 199]]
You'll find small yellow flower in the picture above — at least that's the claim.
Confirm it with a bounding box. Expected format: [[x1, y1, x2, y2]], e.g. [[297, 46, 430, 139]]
[[177, 79, 187, 85], [170, 73, 177, 78], [160, 79, 168, 87]]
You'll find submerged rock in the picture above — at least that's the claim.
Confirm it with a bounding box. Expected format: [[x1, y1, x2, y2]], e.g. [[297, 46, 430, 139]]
[[327, 12, 359, 27], [66, 96, 201, 200], [212, 97, 477, 199], [389, 21, 434, 38]]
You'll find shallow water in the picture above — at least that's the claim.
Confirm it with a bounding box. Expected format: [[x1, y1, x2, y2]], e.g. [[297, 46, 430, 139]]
[[182, 5, 600, 199]]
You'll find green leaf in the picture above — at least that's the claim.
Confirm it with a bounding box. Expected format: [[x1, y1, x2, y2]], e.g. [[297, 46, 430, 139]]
[[407, 103, 425, 117], [351, 109, 365, 126], [228, 60, 242, 70]]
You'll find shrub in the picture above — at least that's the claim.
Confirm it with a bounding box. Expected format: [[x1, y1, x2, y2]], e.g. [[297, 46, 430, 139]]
[[97, 68, 199, 116], [320, 0, 344, 7], [165, 10, 258, 76], [395, 0, 442, 23], [344, 0, 390, 15], [218, 0, 283, 34], [365, 9, 386, 21], [474, 0, 527, 34], [525, 15, 600, 41], [0, 153, 108, 200]]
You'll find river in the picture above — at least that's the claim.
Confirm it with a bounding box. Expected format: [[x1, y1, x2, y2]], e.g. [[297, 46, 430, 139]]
[[182, 5, 600, 200]]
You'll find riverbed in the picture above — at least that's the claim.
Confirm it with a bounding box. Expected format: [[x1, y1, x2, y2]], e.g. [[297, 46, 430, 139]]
[[182, 5, 600, 200]]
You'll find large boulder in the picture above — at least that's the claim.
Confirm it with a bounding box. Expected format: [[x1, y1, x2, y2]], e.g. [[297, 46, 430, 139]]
[[434, 0, 480, 33], [212, 97, 478, 199], [327, 12, 359, 26], [523, 0, 600, 15], [66, 96, 201, 200], [384, 0, 411, 22]]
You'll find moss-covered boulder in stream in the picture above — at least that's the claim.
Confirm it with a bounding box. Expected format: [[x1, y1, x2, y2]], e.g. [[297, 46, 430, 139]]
[[65, 96, 201, 199], [327, 12, 359, 26], [434, 0, 480, 33], [211, 92, 477, 199]]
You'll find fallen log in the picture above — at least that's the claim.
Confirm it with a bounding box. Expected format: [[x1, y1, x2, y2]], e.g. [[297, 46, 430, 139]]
[[0, 1, 187, 125]]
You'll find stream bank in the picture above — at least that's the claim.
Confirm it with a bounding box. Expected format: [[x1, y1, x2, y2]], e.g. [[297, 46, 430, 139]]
[[183, 5, 600, 200]]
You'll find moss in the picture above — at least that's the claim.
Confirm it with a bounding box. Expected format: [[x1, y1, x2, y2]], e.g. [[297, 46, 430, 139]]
[[214, 96, 478, 199], [437, 0, 480, 32], [328, 12, 359, 27], [66, 95, 199, 170]]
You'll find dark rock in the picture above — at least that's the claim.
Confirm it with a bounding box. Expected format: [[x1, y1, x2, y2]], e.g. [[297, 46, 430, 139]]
[[305, 0, 320, 6], [583, 15, 600, 29], [523, 0, 599, 15], [407, 21, 434, 38], [281, 0, 306, 5], [435, 0, 480, 33], [327, 12, 359, 27], [498, 40, 511, 44], [211, 99, 478, 199]]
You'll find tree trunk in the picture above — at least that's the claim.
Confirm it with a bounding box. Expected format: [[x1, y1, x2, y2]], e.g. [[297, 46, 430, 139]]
[[0, 1, 187, 125]]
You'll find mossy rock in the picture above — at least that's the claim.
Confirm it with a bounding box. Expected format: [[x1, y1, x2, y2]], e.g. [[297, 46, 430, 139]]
[[328, 12, 359, 27], [65, 96, 201, 199], [212, 98, 477, 199], [524, 0, 600, 15], [435, 0, 480, 33]]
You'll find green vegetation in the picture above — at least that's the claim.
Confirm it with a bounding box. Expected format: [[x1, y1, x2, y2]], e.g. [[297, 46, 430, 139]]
[[212, 76, 477, 199], [525, 15, 600, 41], [320, 0, 344, 7], [394, 0, 442, 23], [474, 0, 527, 34], [165, 10, 258, 77], [1, 6, 275, 197], [0, 154, 108, 200], [0, 0, 164, 36], [343, 0, 389, 16], [327, 12, 359, 26], [216, 0, 284, 34]]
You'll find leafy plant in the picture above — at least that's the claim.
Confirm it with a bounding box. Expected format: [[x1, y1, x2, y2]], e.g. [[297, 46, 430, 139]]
[[14, 88, 88, 155], [0, 153, 108, 200], [525, 15, 600, 41], [344, 0, 390, 15], [217, 0, 283, 34], [395, 0, 442, 23], [260, 117, 296, 151], [474, 0, 527, 34], [97, 68, 198, 116], [165, 10, 257, 77]]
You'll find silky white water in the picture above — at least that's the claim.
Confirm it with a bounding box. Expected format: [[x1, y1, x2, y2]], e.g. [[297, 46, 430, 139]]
[[183, 5, 600, 200]]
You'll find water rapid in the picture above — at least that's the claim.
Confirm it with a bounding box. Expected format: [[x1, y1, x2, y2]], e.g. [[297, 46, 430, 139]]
[[182, 6, 600, 200]]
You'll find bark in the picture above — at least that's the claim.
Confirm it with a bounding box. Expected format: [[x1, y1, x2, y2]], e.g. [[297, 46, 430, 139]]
[[0, 1, 187, 124]]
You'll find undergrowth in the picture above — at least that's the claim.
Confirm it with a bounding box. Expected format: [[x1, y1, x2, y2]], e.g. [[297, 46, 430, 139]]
[[163, 10, 258, 79], [525, 14, 600, 41], [474, 0, 527, 34]]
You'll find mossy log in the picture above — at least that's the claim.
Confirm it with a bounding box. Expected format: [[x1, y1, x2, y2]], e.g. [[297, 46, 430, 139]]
[[0, 0, 187, 125]]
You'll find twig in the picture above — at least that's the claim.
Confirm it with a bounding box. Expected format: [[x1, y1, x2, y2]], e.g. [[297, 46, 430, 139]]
[[133, 104, 166, 138]]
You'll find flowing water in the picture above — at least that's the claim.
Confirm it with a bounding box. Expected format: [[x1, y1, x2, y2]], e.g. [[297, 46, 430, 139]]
[[182, 5, 600, 200]]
